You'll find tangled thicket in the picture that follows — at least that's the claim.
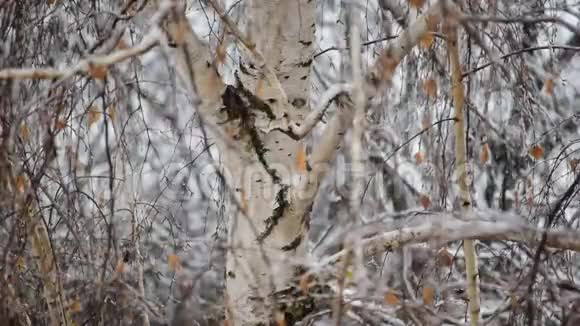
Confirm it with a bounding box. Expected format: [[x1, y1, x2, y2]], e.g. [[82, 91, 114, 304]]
[[1, 0, 580, 325]]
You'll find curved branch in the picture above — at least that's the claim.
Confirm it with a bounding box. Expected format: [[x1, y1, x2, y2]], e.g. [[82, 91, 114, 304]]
[[322, 210, 580, 266]]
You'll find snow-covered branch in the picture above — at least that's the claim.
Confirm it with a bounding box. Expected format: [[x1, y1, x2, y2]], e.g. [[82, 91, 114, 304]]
[[323, 210, 580, 266], [0, 31, 159, 80]]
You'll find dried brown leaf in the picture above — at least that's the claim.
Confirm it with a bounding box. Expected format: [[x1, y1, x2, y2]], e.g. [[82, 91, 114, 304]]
[[570, 158, 579, 172], [419, 195, 431, 209], [55, 119, 66, 130], [88, 63, 107, 80], [19, 123, 29, 142], [414, 151, 423, 164], [299, 273, 312, 294], [437, 248, 453, 267], [422, 78, 437, 97], [274, 311, 286, 326], [422, 286, 434, 305], [480, 143, 489, 164], [115, 259, 125, 275], [15, 175, 27, 193], [377, 55, 398, 81], [409, 0, 426, 8], [420, 33, 434, 49], [116, 39, 128, 50], [87, 107, 101, 127], [295, 145, 307, 173], [168, 254, 181, 272], [384, 291, 400, 305], [528, 145, 544, 160], [426, 14, 440, 32], [543, 78, 554, 95]]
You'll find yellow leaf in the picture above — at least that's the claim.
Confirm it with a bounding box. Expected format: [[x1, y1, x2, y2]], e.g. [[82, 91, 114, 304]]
[[87, 107, 101, 127], [420, 33, 434, 49], [480, 143, 489, 164], [15, 175, 27, 193], [414, 151, 423, 164], [528, 145, 544, 160], [384, 291, 400, 305], [168, 254, 181, 272], [15, 256, 26, 272], [510, 292, 519, 310], [419, 195, 431, 209], [345, 270, 353, 279], [71, 298, 82, 313], [422, 78, 437, 98], [422, 286, 434, 305], [543, 78, 554, 95], [19, 123, 29, 142], [409, 0, 426, 8], [87, 63, 107, 80]]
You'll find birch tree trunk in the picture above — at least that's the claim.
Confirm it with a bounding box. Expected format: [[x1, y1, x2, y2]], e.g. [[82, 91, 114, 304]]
[[163, 0, 316, 323], [223, 1, 317, 322], [163, 0, 444, 323]]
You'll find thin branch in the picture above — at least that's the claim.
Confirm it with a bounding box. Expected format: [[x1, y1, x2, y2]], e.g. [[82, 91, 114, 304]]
[[0, 29, 160, 80], [313, 35, 398, 59], [462, 45, 580, 79], [460, 14, 580, 38], [312, 0, 446, 173], [273, 83, 352, 140], [445, 18, 481, 325], [526, 171, 580, 325], [321, 210, 580, 267], [382, 118, 456, 163]]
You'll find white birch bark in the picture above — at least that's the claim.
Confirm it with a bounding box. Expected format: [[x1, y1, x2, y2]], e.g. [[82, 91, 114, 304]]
[[162, 0, 316, 323], [161, 0, 445, 323]]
